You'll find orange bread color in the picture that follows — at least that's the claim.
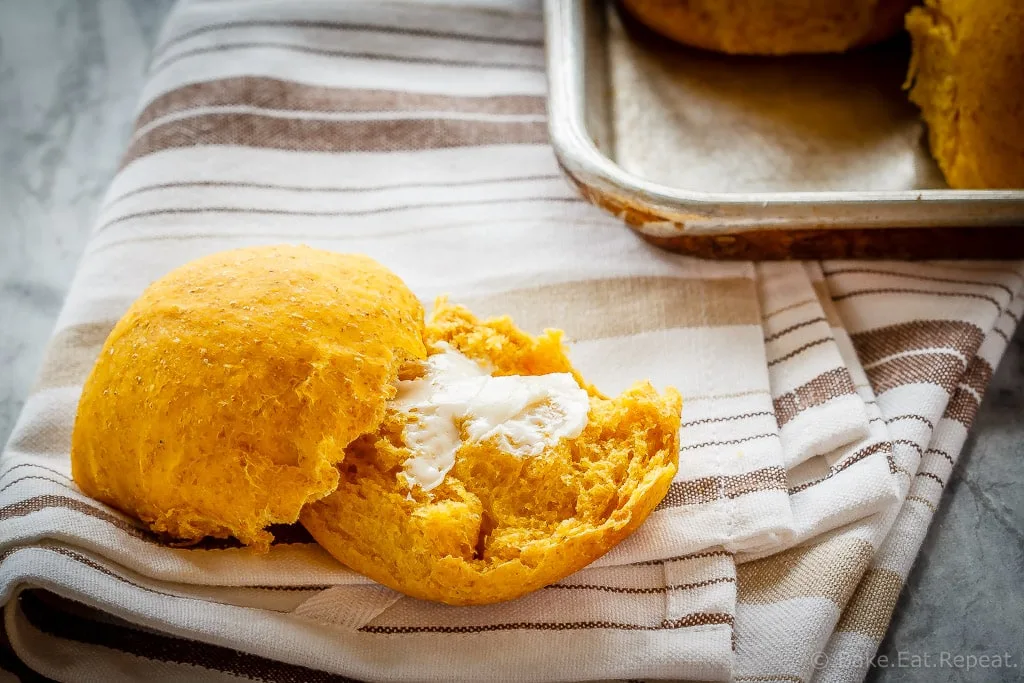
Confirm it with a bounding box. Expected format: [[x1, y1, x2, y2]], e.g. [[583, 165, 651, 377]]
[[71, 245, 425, 549]]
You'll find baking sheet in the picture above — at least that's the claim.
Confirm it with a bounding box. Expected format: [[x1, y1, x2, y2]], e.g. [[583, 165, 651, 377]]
[[606, 6, 948, 194], [546, 0, 1024, 258], [545, 0, 1024, 251]]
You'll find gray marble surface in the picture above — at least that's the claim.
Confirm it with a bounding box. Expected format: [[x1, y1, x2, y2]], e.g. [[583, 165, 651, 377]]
[[0, 2, 1021, 682], [0, 0, 173, 442], [868, 332, 1024, 683]]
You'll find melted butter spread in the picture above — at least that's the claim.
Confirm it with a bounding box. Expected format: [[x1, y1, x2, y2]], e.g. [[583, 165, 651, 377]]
[[391, 345, 590, 491]]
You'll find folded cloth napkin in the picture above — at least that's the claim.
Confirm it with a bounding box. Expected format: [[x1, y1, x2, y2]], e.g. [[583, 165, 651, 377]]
[[734, 263, 1024, 682], [736, 263, 899, 563], [0, 1, 1021, 681], [818, 293, 1024, 683], [758, 262, 869, 469]]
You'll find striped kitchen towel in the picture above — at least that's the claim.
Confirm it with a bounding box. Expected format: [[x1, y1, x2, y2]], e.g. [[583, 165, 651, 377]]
[[733, 262, 1024, 683], [0, 0, 1021, 681], [817, 292, 1024, 682], [737, 263, 900, 562], [758, 262, 868, 469], [0, 0, 772, 679], [1, 542, 737, 682]]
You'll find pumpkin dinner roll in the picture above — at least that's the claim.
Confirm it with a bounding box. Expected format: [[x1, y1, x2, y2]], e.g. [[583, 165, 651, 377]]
[[301, 301, 681, 605], [905, 0, 1024, 188], [620, 0, 916, 55], [71, 245, 425, 550]]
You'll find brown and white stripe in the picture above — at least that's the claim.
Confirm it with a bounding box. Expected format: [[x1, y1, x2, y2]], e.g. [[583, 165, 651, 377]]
[[816, 293, 1024, 683], [733, 262, 1023, 683], [1, 542, 735, 681], [758, 262, 868, 468], [733, 264, 896, 564]]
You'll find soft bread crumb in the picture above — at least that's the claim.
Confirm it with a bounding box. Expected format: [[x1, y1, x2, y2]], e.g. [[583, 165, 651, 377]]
[[301, 301, 681, 605]]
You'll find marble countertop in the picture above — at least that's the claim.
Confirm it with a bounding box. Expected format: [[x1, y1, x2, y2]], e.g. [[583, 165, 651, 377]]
[[1, 2, 1020, 681]]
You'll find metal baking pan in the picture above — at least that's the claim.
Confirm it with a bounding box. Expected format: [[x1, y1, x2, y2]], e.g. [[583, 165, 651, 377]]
[[545, 0, 1024, 259]]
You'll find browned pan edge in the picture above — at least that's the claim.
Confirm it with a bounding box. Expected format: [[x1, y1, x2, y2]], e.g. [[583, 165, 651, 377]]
[[566, 168, 1024, 260]]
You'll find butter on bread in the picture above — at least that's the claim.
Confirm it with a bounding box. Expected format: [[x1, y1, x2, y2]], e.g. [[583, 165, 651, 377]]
[[71, 245, 425, 550], [905, 0, 1024, 188], [301, 301, 681, 605], [620, 0, 915, 55], [71, 246, 680, 605]]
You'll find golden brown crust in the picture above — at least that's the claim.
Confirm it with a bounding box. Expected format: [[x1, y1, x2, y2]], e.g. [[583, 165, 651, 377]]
[[71, 245, 425, 550], [301, 302, 681, 605], [620, 0, 915, 55], [906, 0, 1024, 188]]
